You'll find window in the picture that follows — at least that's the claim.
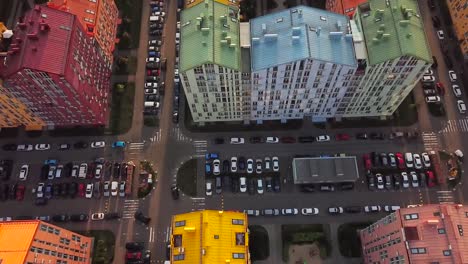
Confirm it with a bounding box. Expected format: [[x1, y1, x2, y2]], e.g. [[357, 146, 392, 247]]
[[173, 254, 185, 261], [232, 219, 244, 225], [40, 224, 47, 231], [173, 235, 182, 247], [235, 233, 245, 245], [410, 247, 426, 254], [438, 228, 446, 234], [232, 253, 245, 259], [404, 213, 419, 220], [175, 220, 186, 227]]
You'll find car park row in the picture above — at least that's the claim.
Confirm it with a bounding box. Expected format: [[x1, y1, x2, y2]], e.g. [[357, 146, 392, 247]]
[[0, 212, 121, 223], [172, 10, 181, 124], [244, 205, 400, 217], [2, 141, 127, 152]]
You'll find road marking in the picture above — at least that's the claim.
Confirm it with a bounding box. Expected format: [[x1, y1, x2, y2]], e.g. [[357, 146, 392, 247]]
[[149, 227, 155, 243], [165, 226, 171, 242], [193, 140, 208, 155], [437, 190, 454, 204], [421, 132, 440, 151], [121, 199, 140, 219], [191, 197, 206, 211], [172, 127, 191, 142]]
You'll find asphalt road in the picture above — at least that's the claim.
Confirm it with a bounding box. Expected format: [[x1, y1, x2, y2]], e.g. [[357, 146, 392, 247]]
[[0, 0, 467, 264]]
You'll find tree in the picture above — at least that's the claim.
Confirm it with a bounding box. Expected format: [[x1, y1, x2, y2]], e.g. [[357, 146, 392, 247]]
[[115, 83, 126, 93]]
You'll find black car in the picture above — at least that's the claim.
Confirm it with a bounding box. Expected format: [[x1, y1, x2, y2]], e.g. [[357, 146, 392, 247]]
[[58, 143, 70, 150], [2, 144, 17, 151], [40, 165, 49, 180], [104, 212, 121, 220], [146, 76, 160, 82], [113, 162, 121, 178], [126, 242, 144, 251], [371, 152, 380, 167], [432, 16, 441, 28], [340, 182, 354, 191], [300, 184, 315, 193], [74, 141, 88, 149], [222, 176, 231, 191], [121, 163, 129, 179], [8, 183, 16, 200], [238, 157, 246, 171], [215, 177, 222, 194], [14, 215, 34, 220], [248, 178, 256, 195], [52, 214, 70, 222], [69, 182, 78, 198], [370, 132, 385, 140], [172, 112, 179, 123], [231, 177, 239, 193], [214, 138, 224, 144], [432, 55, 438, 68], [35, 198, 47, 206], [60, 183, 68, 197], [393, 174, 401, 189], [134, 211, 151, 224], [273, 177, 281, 192], [367, 174, 376, 191], [0, 160, 13, 181], [64, 162, 73, 177], [0, 184, 8, 200], [250, 137, 264, 144], [265, 177, 273, 192], [298, 136, 315, 143], [428, 0, 435, 9], [70, 214, 88, 222], [344, 206, 362, 213], [356, 133, 368, 140], [171, 186, 180, 200], [149, 29, 162, 36], [384, 175, 393, 190], [53, 184, 61, 198]]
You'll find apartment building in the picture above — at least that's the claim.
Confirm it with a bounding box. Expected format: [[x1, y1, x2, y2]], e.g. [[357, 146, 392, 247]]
[[326, 0, 367, 18], [0, 220, 93, 264], [179, 0, 250, 124], [47, 0, 120, 63], [250, 6, 358, 123], [360, 204, 468, 264], [0, 5, 112, 130], [445, 0, 468, 60], [339, 0, 432, 119], [170, 210, 249, 263]]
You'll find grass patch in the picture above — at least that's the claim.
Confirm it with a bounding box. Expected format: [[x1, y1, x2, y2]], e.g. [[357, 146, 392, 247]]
[[249, 225, 269, 261], [108, 83, 135, 134], [281, 224, 331, 262], [115, 0, 143, 49], [138, 161, 157, 198], [144, 117, 159, 127], [329, 92, 418, 129], [337, 222, 371, 258], [75, 230, 115, 264], [177, 159, 197, 197], [113, 56, 138, 75]]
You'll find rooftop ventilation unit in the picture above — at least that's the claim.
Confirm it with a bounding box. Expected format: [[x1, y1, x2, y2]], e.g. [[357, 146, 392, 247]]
[[298, 9, 302, 18], [292, 35, 300, 44], [379, 24, 385, 30], [261, 23, 266, 34], [316, 26, 321, 36], [229, 43, 236, 48], [276, 17, 283, 23], [329, 31, 343, 38], [336, 20, 342, 30], [220, 39, 228, 45], [251, 37, 260, 44], [382, 33, 391, 39], [201, 27, 210, 32], [292, 27, 301, 36], [264, 33, 278, 42], [399, 20, 409, 26]]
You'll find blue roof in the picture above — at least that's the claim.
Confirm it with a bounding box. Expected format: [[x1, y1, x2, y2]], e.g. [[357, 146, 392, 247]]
[[250, 6, 357, 71]]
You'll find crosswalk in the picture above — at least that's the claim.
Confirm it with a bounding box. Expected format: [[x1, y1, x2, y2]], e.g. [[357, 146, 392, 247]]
[[421, 132, 440, 151], [440, 119, 468, 133], [191, 197, 205, 211], [436, 191, 454, 204], [122, 199, 140, 219], [150, 128, 162, 142], [171, 127, 191, 142], [193, 140, 207, 157]]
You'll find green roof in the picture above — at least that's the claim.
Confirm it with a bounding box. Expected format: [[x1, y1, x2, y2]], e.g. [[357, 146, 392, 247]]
[[355, 0, 432, 65], [180, 0, 241, 72]]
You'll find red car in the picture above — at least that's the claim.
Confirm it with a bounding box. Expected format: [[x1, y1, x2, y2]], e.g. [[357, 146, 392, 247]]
[[436, 82, 445, 95], [335, 133, 351, 141], [280, 137, 296, 144], [426, 171, 437, 187], [363, 154, 372, 170], [126, 251, 142, 260], [78, 183, 85, 197], [147, 69, 160, 76], [395, 152, 405, 169], [16, 184, 25, 201]]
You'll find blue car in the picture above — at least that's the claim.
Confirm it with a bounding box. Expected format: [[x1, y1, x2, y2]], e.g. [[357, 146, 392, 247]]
[[45, 183, 53, 199], [44, 159, 58, 165], [112, 141, 126, 148], [205, 163, 212, 175], [205, 153, 219, 160]]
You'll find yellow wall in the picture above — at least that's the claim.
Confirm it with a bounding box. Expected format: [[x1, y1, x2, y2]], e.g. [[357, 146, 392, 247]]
[[446, 0, 468, 57]]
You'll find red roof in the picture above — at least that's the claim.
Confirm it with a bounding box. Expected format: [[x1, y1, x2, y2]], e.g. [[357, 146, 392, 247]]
[[2, 5, 75, 77]]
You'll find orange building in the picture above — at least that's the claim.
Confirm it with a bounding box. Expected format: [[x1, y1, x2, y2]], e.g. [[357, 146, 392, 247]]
[[325, 0, 367, 18], [360, 204, 468, 263], [47, 0, 120, 63], [0, 220, 93, 264], [445, 0, 468, 59]]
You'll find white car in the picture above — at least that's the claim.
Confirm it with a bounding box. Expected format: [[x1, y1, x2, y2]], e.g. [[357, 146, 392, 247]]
[[410, 171, 419, 187], [255, 159, 262, 174], [239, 177, 247, 193], [206, 181, 212, 196], [384, 206, 401, 212], [95, 164, 103, 179], [78, 163, 88, 179], [413, 154, 422, 169], [146, 57, 160, 63], [328, 207, 344, 214], [153, 11, 166, 17], [230, 157, 237, 173], [281, 208, 298, 216], [448, 70, 457, 82], [35, 144, 50, 151], [424, 69, 433, 75], [376, 173, 384, 190], [405, 152, 414, 168], [212, 159, 221, 175], [246, 159, 254, 174], [316, 135, 331, 142], [145, 82, 156, 88], [55, 165, 63, 178], [230, 137, 245, 144], [91, 141, 105, 148], [457, 100, 466, 114], [401, 172, 410, 188], [36, 183, 45, 198], [111, 181, 118, 196], [257, 179, 264, 194], [85, 183, 93, 198], [266, 137, 279, 143], [301, 208, 319, 216], [425, 96, 441, 103], [364, 205, 381, 213], [71, 165, 79, 178], [422, 75, 435, 83], [245, 209, 260, 217], [437, 30, 445, 40], [452, 85, 462, 97], [421, 153, 431, 168], [17, 144, 33, 151], [91, 213, 104, 221], [19, 165, 28, 181], [272, 157, 279, 172], [145, 88, 157, 94]]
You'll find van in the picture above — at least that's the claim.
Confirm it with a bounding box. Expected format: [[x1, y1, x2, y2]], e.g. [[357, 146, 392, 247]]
[[404, 153, 414, 168]]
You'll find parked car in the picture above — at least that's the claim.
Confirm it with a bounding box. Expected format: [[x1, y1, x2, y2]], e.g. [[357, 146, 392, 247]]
[[256, 179, 264, 194], [452, 84, 462, 97], [246, 159, 254, 174], [281, 208, 298, 216], [134, 211, 151, 224], [298, 136, 315, 143], [376, 174, 384, 190], [315, 135, 330, 142], [401, 172, 410, 188], [421, 153, 431, 168], [266, 137, 279, 143], [85, 183, 93, 198], [111, 181, 118, 196], [328, 207, 344, 215], [19, 165, 28, 181], [280, 136, 296, 143], [301, 208, 319, 216], [356, 133, 368, 140], [344, 206, 362, 213], [35, 144, 50, 151], [335, 133, 350, 141], [205, 181, 212, 196], [457, 100, 466, 114], [262, 209, 280, 216], [448, 70, 457, 82], [90, 141, 105, 148], [410, 171, 419, 187], [364, 205, 381, 213], [212, 159, 221, 175], [230, 137, 245, 144], [239, 177, 247, 193], [384, 206, 400, 212], [437, 30, 444, 40], [413, 154, 423, 169], [255, 159, 262, 174], [272, 157, 280, 172]]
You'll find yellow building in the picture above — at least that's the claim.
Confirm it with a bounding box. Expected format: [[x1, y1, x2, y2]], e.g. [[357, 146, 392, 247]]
[[446, 0, 468, 59], [170, 210, 250, 263]]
